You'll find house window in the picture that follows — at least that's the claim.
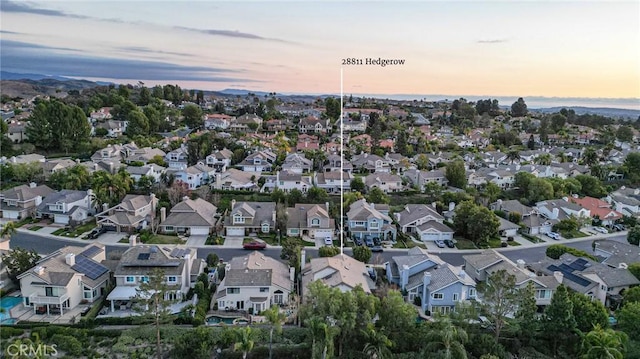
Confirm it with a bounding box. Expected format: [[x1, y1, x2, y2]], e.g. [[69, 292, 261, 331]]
[[167, 276, 177, 283], [141, 276, 149, 284], [433, 293, 443, 300], [369, 221, 379, 229], [45, 287, 58, 297], [290, 229, 299, 234], [260, 287, 269, 293], [469, 288, 476, 298], [227, 288, 240, 294], [126, 276, 135, 283], [453, 293, 459, 301], [233, 213, 243, 224], [354, 221, 366, 227], [165, 226, 174, 232], [261, 223, 270, 233], [536, 290, 551, 299], [311, 218, 320, 227]]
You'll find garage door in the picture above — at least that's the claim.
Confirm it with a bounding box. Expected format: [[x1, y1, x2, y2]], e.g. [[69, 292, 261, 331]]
[[226, 227, 245, 236], [421, 232, 441, 242], [314, 229, 333, 239], [190, 227, 209, 236]]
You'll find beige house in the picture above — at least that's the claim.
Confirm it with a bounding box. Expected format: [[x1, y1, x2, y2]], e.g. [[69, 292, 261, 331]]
[[18, 244, 109, 316], [160, 197, 217, 236], [0, 183, 54, 220], [224, 200, 276, 236], [301, 252, 376, 297], [286, 203, 334, 240], [215, 251, 294, 313], [95, 194, 157, 232]]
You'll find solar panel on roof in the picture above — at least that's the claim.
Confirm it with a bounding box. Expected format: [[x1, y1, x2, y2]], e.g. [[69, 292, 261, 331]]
[[558, 263, 575, 273], [79, 246, 101, 258], [72, 256, 109, 280], [138, 253, 150, 260], [563, 271, 591, 287]]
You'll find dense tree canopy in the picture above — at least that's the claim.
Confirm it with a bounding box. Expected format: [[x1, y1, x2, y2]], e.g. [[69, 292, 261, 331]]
[[26, 99, 91, 153]]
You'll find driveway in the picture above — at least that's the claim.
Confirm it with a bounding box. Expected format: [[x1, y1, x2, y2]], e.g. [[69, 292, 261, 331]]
[[186, 235, 207, 247], [223, 236, 244, 248], [97, 233, 127, 245]]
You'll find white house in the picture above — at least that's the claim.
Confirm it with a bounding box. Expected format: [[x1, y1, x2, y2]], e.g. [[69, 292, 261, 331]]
[[261, 170, 312, 193], [36, 189, 94, 225], [395, 204, 454, 242]]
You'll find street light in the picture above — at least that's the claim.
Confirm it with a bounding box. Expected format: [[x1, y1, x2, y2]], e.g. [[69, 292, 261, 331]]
[[277, 228, 281, 246]]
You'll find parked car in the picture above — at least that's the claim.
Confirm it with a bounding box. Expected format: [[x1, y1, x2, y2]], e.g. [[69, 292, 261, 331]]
[[371, 245, 384, 252], [444, 239, 455, 248], [364, 235, 374, 247], [613, 224, 626, 231], [435, 240, 446, 248], [546, 232, 560, 240], [324, 237, 333, 246], [243, 241, 267, 250], [87, 227, 106, 239], [594, 226, 608, 234], [354, 237, 363, 246]]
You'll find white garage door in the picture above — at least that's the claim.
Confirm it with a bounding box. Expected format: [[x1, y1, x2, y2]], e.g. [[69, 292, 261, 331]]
[[54, 214, 69, 225], [3, 211, 19, 219], [421, 232, 441, 242], [314, 229, 333, 239], [190, 227, 209, 236], [226, 227, 244, 236]]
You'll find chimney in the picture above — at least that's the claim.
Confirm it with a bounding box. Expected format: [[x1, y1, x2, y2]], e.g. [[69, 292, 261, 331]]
[[516, 259, 525, 269], [423, 271, 432, 287], [449, 202, 455, 212], [289, 267, 295, 283], [458, 269, 466, 279], [29, 182, 37, 188], [401, 264, 410, 289], [553, 271, 564, 284], [129, 235, 137, 247], [34, 266, 45, 275], [102, 203, 109, 212], [183, 196, 189, 202], [150, 193, 156, 211], [395, 213, 401, 222], [65, 253, 75, 266], [231, 199, 236, 210], [325, 202, 330, 212], [552, 208, 559, 218], [160, 207, 166, 223], [562, 196, 569, 202], [300, 249, 306, 268], [272, 209, 276, 223], [184, 253, 191, 286], [216, 173, 221, 188]]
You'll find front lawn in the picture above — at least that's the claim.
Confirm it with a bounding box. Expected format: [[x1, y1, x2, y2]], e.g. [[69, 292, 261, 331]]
[[454, 238, 478, 250], [51, 221, 96, 238], [561, 230, 588, 239], [142, 234, 185, 245], [14, 217, 36, 228], [508, 240, 521, 246], [205, 236, 225, 245], [27, 225, 42, 231]]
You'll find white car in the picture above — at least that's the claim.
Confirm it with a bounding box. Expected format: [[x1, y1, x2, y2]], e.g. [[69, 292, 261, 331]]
[[546, 232, 561, 240], [324, 237, 333, 246], [593, 227, 608, 234]]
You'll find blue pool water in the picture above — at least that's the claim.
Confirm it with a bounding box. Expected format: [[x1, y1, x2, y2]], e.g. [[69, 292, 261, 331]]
[[206, 315, 248, 325], [0, 296, 23, 324]]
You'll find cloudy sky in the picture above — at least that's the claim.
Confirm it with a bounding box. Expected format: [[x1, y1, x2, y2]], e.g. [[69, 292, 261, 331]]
[[1, 0, 639, 99]]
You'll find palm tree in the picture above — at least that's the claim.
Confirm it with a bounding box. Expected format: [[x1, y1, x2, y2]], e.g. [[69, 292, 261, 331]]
[[582, 147, 599, 167], [233, 326, 255, 359], [306, 316, 337, 359], [535, 153, 553, 166], [264, 305, 287, 359], [506, 150, 520, 164], [425, 317, 469, 359], [580, 324, 627, 359], [361, 324, 393, 359], [1, 221, 17, 242]]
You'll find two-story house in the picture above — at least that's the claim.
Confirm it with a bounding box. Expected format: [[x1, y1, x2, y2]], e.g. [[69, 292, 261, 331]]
[[165, 147, 189, 170], [41, 159, 77, 180], [491, 199, 552, 235], [18, 244, 109, 316], [229, 113, 263, 132], [122, 147, 166, 165], [386, 248, 476, 315], [260, 171, 312, 194], [160, 197, 217, 236], [204, 114, 234, 130], [225, 200, 276, 236], [95, 120, 127, 138], [238, 150, 277, 173], [298, 116, 330, 134], [314, 171, 353, 194], [167, 162, 212, 189], [395, 204, 454, 242], [107, 242, 204, 312], [606, 187, 640, 217], [96, 194, 157, 232], [347, 199, 396, 242], [215, 251, 294, 313], [302, 252, 375, 298], [212, 169, 260, 191], [36, 189, 94, 225], [90, 144, 124, 163], [126, 163, 166, 184], [0, 183, 54, 220], [281, 153, 313, 174], [403, 169, 448, 190], [286, 203, 334, 240], [535, 198, 591, 225], [569, 196, 622, 226], [205, 148, 234, 172], [364, 173, 403, 193], [351, 153, 390, 173]]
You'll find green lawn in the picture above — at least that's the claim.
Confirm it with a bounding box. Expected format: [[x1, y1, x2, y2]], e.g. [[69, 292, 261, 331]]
[[561, 230, 588, 239], [27, 226, 42, 231], [14, 217, 36, 228], [205, 236, 225, 245], [508, 240, 521, 246], [393, 239, 425, 249], [142, 234, 185, 245], [454, 238, 478, 250], [521, 233, 544, 243], [51, 221, 96, 238]]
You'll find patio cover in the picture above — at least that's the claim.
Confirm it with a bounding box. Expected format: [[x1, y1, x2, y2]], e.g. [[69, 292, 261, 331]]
[[107, 286, 152, 301]]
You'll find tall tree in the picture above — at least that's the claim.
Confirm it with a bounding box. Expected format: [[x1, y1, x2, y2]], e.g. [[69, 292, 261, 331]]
[[366, 187, 390, 204], [182, 104, 204, 129], [571, 292, 608, 333], [511, 97, 528, 117], [233, 326, 255, 359], [126, 110, 150, 137], [543, 285, 577, 356], [353, 245, 372, 263], [515, 282, 538, 346], [362, 324, 393, 359], [263, 305, 286, 359], [1, 246, 40, 284], [446, 160, 467, 188], [617, 301, 640, 339], [425, 317, 469, 359], [476, 269, 520, 344], [132, 268, 178, 359], [616, 125, 634, 143], [580, 324, 628, 359]]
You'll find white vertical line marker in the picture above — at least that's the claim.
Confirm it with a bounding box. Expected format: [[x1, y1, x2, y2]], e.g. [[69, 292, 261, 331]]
[[340, 67, 344, 256]]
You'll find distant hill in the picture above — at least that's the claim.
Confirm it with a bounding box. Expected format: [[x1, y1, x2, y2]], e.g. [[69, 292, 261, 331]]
[[218, 88, 271, 97], [0, 72, 106, 99], [0, 71, 74, 82], [533, 106, 640, 120]]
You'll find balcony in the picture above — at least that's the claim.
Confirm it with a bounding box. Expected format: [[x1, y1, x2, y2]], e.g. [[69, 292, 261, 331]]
[[30, 292, 69, 305]]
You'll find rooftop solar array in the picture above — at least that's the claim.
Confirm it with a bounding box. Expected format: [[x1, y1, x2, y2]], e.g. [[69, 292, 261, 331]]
[[170, 248, 189, 258], [547, 264, 591, 287], [72, 255, 109, 280], [138, 253, 150, 260], [79, 246, 101, 258]]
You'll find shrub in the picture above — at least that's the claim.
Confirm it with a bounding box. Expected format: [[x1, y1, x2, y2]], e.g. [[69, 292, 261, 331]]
[[51, 334, 83, 356], [546, 244, 597, 261], [0, 327, 24, 339]]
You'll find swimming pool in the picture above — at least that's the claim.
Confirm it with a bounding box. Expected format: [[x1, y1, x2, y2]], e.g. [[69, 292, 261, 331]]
[[0, 296, 23, 325], [206, 315, 248, 325]]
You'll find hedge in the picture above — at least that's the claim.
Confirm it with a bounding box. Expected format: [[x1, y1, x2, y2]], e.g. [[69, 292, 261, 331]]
[[220, 344, 311, 359], [546, 244, 597, 261]]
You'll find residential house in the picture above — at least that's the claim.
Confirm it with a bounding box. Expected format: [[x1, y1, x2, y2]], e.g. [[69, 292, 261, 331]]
[[528, 253, 640, 306], [395, 204, 454, 242], [491, 199, 552, 235], [593, 240, 640, 269], [6, 121, 27, 143], [296, 134, 320, 152], [36, 189, 94, 225], [167, 162, 212, 189], [237, 150, 276, 173], [205, 148, 234, 172], [497, 217, 520, 238], [385, 248, 476, 315], [346, 199, 396, 241], [123, 147, 166, 164], [229, 113, 263, 132], [570, 196, 622, 226], [212, 169, 260, 191], [160, 197, 217, 236], [314, 171, 353, 194], [95, 194, 157, 232], [364, 173, 403, 193], [351, 153, 390, 173], [41, 159, 77, 180], [204, 114, 234, 130], [325, 154, 353, 173], [299, 116, 330, 134], [261, 170, 312, 193], [90, 107, 112, 121], [535, 198, 591, 225], [341, 117, 367, 132], [302, 253, 375, 298], [91, 144, 124, 162], [463, 251, 561, 307], [0, 183, 54, 219], [225, 200, 276, 236], [404, 169, 448, 190], [18, 244, 109, 316], [126, 164, 165, 183], [215, 251, 294, 312], [107, 243, 204, 312], [487, 169, 516, 189], [281, 153, 313, 174], [165, 147, 189, 169], [606, 187, 640, 217], [286, 203, 334, 240], [95, 120, 127, 138]]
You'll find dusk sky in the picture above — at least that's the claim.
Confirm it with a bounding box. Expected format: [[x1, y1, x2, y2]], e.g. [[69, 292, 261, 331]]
[[1, 0, 639, 100]]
